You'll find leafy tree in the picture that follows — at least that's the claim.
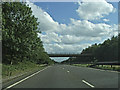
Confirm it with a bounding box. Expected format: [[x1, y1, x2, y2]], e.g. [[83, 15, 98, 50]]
[[62, 35, 119, 64], [2, 2, 53, 65]]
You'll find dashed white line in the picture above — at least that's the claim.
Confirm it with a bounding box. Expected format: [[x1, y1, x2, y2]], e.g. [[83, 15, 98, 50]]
[[82, 80, 95, 88], [5, 66, 51, 89], [67, 71, 70, 73]]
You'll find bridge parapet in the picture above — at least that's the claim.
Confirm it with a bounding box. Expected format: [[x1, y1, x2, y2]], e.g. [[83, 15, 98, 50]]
[[48, 53, 93, 57]]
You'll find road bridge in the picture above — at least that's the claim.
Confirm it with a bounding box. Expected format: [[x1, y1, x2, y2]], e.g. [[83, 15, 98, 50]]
[[48, 53, 93, 57]]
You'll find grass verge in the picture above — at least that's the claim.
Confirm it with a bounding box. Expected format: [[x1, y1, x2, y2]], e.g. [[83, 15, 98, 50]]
[[72, 64, 92, 67], [72, 64, 120, 72], [94, 65, 120, 71], [2, 61, 48, 82]]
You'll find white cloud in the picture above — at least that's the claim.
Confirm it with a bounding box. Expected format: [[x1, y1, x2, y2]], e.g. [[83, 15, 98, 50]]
[[60, 35, 102, 44], [39, 32, 61, 44], [111, 24, 118, 36], [43, 43, 91, 54], [103, 19, 110, 22], [76, 0, 116, 20], [26, 1, 118, 59], [26, 0, 59, 32], [59, 18, 113, 37], [50, 57, 69, 62]]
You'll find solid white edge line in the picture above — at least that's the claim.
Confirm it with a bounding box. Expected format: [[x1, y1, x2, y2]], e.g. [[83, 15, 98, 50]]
[[70, 65, 120, 73], [88, 68, 120, 73], [5, 66, 51, 89], [82, 80, 95, 88]]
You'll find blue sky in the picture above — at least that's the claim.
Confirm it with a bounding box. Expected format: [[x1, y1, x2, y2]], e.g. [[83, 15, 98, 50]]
[[34, 2, 79, 24], [34, 2, 118, 25], [27, 1, 118, 62]]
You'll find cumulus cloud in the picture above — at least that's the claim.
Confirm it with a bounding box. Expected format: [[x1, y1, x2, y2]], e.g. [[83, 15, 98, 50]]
[[43, 43, 91, 54], [40, 33, 102, 44], [39, 32, 61, 44], [50, 57, 69, 62], [59, 18, 113, 37], [103, 19, 110, 22], [26, 0, 118, 56], [76, 0, 116, 20], [111, 24, 118, 36], [26, 0, 59, 32]]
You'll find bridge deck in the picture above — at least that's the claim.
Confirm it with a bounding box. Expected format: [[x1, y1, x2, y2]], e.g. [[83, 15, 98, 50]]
[[48, 54, 93, 57]]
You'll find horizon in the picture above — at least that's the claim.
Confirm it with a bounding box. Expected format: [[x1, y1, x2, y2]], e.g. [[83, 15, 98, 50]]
[[26, 0, 118, 62]]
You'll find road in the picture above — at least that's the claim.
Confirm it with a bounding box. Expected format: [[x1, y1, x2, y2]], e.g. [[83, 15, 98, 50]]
[[3, 64, 119, 89]]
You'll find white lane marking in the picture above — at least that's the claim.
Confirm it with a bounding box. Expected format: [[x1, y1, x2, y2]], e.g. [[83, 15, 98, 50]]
[[110, 70, 119, 73], [67, 71, 70, 73], [88, 68, 120, 73], [5, 66, 51, 89], [82, 80, 95, 88], [69, 64, 120, 73]]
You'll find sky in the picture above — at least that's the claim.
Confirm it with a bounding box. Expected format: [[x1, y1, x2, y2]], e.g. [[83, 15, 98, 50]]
[[26, 0, 118, 62]]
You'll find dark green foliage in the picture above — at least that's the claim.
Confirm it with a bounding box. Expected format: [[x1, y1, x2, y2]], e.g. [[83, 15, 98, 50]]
[[2, 2, 53, 65], [62, 35, 119, 64], [94, 36, 118, 62]]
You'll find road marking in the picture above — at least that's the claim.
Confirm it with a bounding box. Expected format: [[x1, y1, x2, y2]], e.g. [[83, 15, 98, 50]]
[[109, 70, 119, 73], [67, 71, 70, 73], [63, 68, 64, 69], [82, 80, 95, 88], [5, 66, 51, 89], [88, 68, 120, 73], [68, 64, 120, 73]]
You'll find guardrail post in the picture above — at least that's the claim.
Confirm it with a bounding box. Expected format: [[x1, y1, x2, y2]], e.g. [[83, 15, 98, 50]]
[[111, 65, 112, 68]]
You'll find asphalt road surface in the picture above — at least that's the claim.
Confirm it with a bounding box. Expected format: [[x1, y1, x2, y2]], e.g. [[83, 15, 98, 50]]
[[4, 64, 119, 89]]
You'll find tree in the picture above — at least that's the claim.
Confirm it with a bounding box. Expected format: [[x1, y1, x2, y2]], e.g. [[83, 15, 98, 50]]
[[2, 2, 52, 65], [63, 35, 119, 64]]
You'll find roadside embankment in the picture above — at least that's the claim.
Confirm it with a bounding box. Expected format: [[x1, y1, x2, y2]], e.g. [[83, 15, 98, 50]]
[[2, 61, 48, 83], [72, 64, 120, 72]]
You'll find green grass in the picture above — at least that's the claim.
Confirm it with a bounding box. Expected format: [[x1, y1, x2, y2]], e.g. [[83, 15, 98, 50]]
[[95, 65, 120, 71], [2, 61, 47, 79], [72, 64, 91, 67], [72, 64, 120, 71]]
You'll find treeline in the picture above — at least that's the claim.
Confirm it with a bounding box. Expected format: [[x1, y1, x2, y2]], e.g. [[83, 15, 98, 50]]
[[62, 34, 119, 64], [2, 2, 53, 65]]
